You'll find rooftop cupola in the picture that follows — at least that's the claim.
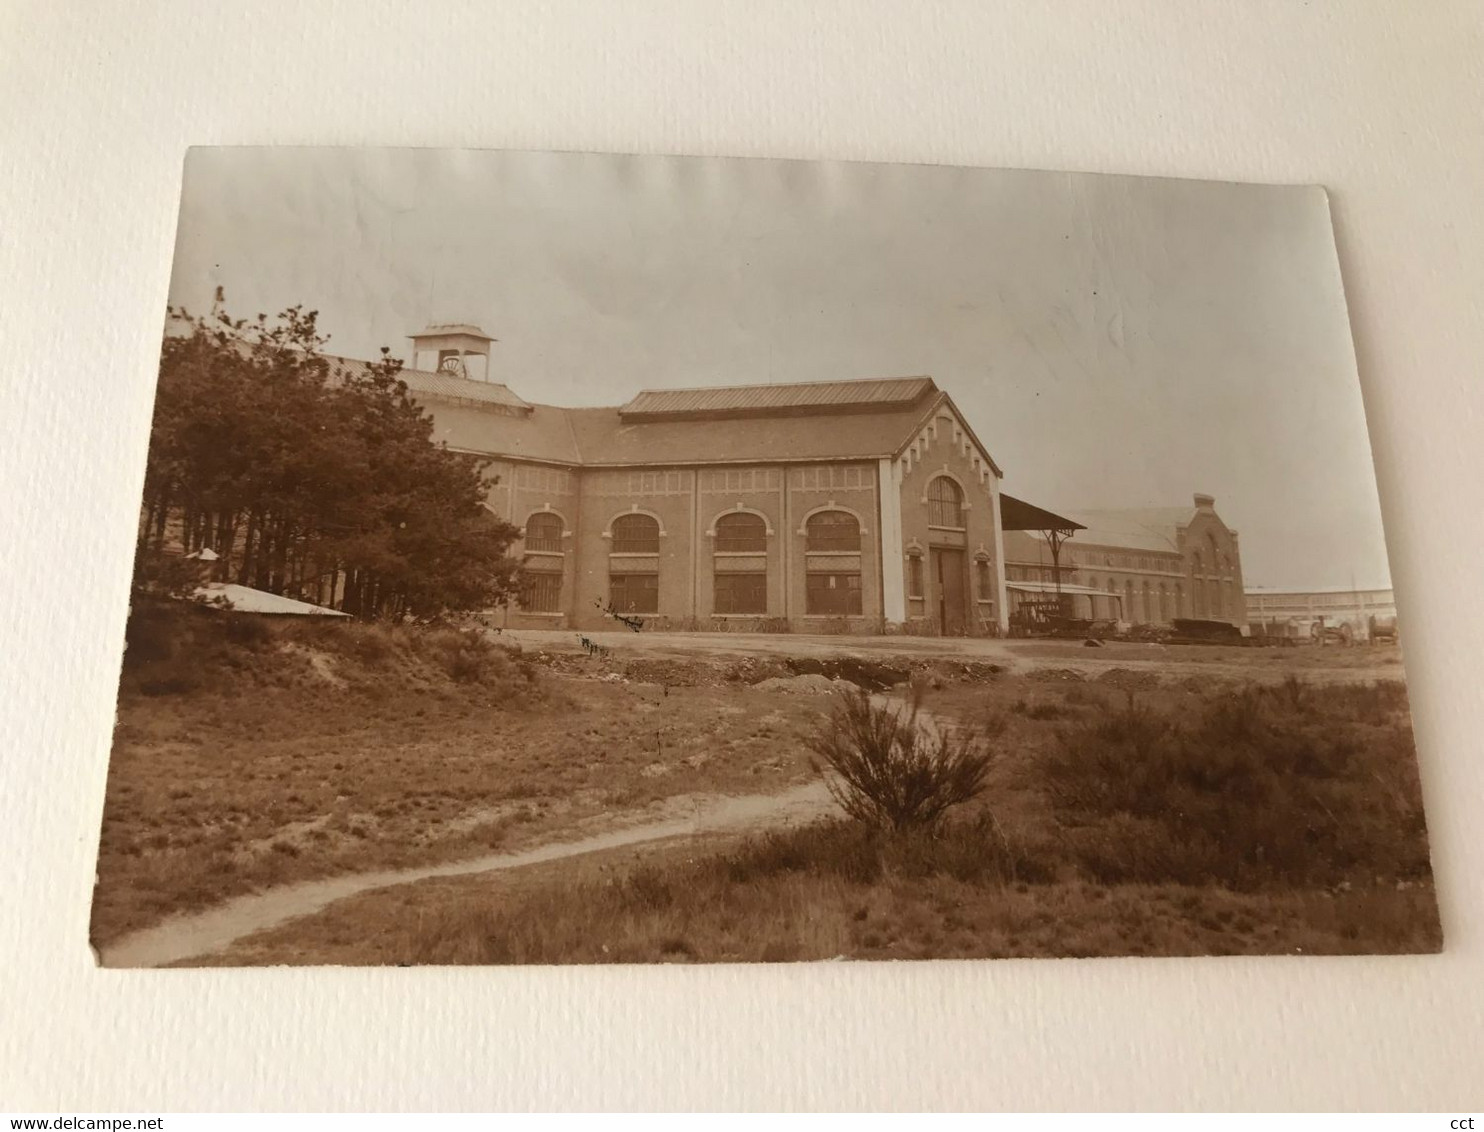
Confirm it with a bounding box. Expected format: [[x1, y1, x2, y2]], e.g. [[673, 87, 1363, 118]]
[[408, 323, 496, 382]]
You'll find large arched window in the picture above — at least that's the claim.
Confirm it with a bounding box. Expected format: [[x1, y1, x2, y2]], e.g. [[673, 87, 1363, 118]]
[[805, 510, 860, 552], [611, 513, 660, 553], [714, 511, 766, 552], [927, 476, 964, 528], [712, 513, 768, 614], [524, 511, 563, 553], [805, 510, 862, 615]]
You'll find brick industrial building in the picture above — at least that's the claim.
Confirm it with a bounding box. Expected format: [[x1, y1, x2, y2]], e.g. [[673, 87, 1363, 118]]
[[1001, 496, 1247, 629], [394, 323, 1248, 635]]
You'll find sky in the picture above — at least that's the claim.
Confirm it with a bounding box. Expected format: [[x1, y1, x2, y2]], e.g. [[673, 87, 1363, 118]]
[[167, 147, 1394, 591]]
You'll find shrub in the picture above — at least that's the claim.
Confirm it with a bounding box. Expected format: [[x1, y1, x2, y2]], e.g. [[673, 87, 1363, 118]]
[[808, 687, 994, 831], [1040, 684, 1432, 889], [430, 628, 512, 685], [219, 614, 274, 649], [722, 821, 884, 886], [123, 602, 179, 664], [717, 814, 1045, 889]]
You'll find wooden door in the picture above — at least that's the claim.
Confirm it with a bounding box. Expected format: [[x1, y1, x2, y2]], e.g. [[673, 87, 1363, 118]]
[[932, 548, 967, 635]]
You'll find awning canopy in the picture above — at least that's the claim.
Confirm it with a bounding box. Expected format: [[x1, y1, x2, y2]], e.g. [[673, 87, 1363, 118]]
[[1000, 494, 1084, 533]]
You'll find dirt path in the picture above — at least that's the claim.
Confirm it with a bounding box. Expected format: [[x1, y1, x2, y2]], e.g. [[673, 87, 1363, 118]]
[[503, 628, 1405, 685], [96, 780, 835, 969]]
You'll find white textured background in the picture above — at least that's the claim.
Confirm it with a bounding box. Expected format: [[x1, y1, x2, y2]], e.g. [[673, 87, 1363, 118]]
[[2, 0, 1481, 1112]]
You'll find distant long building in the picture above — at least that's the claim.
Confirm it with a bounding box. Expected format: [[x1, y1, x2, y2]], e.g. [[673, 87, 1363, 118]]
[[1245, 585, 1397, 641]]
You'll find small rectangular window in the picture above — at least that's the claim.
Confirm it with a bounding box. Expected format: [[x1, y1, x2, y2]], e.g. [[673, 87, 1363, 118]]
[[907, 555, 924, 598]]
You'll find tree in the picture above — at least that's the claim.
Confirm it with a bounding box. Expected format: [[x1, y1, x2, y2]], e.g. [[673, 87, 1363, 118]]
[[136, 294, 523, 619]]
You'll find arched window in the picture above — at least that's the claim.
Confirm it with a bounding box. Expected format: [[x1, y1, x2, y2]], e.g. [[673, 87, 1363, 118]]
[[1142, 581, 1153, 625], [524, 511, 563, 553], [714, 511, 766, 552], [1175, 582, 1185, 618], [611, 513, 660, 553], [712, 513, 767, 614], [1159, 583, 1169, 623], [1125, 579, 1136, 622], [805, 510, 860, 552], [927, 476, 964, 528]]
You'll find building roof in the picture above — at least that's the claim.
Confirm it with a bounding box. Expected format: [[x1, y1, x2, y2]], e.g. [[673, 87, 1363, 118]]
[[565, 398, 944, 465], [409, 323, 495, 340], [195, 583, 349, 617], [1065, 507, 1198, 553], [619, 376, 937, 421], [326, 356, 533, 412], [161, 317, 999, 472], [411, 382, 978, 468], [1246, 585, 1394, 597]]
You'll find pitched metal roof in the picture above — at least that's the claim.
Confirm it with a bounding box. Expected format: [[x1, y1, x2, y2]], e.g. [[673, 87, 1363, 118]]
[[1064, 507, 1199, 553], [566, 401, 935, 465], [398, 368, 530, 411], [425, 398, 583, 464], [194, 583, 349, 617], [330, 356, 533, 412], [619, 376, 936, 420], [410, 323, 495, 340]]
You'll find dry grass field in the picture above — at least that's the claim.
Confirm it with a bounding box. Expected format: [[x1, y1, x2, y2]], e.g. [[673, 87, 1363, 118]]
[[94, 606, 1440, 965], [90, 604, 830, 947]]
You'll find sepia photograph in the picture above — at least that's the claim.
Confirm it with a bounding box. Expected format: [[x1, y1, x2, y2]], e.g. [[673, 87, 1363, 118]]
[[91, 146, 1437, 967]]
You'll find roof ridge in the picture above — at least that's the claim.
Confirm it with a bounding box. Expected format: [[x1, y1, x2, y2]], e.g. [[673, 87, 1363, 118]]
[[628, 374, 932, 397]]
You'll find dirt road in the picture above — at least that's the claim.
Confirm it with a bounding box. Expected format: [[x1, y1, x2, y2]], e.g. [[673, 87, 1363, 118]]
[[503, 627, 1405, 684], [96, 780, 835, 968]]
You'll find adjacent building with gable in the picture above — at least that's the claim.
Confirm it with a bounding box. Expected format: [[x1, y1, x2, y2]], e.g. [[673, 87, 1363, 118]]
[[1001, 494, 1247, 629]]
